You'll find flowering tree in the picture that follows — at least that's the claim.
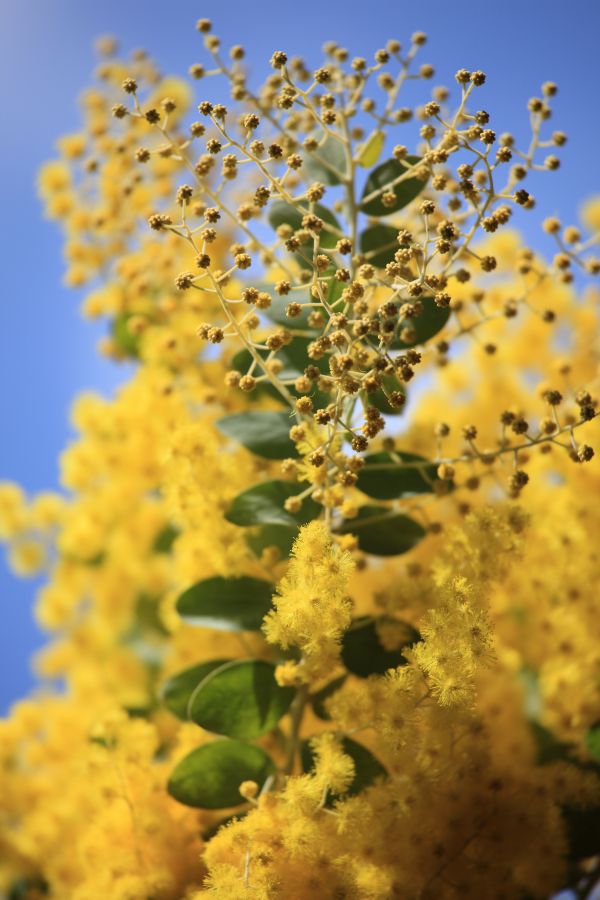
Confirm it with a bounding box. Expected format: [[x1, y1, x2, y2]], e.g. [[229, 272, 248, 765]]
[[1, 20, 600, 900]]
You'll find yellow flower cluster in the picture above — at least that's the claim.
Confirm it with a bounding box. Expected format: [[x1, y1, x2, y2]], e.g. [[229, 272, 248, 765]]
[[0, 42, 283, 897], [263, 521, 354, 685], [201, 507, 600, 900], [0, 706, 203, 899], [1, 25, 600, 900]]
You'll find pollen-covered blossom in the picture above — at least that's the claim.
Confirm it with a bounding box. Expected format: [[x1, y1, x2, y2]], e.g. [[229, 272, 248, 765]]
[[0, 706, 204, 899], [263, 521, 354, 684], [408, 508, 524, 707]]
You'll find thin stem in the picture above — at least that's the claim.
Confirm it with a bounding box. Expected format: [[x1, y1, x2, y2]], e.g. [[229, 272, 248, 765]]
[[282, 683, 310, 776]]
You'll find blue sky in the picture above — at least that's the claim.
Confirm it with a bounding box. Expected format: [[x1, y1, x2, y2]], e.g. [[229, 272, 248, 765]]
[[1, 0, 599, 713]]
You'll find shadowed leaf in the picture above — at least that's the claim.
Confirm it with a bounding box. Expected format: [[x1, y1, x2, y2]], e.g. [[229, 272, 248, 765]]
[[176, 576, 274, 632], [168, 740, 275, 809], [360, 155, 426, 216], [337, 505, 426, 556], [216, 411, 296, 460], [226, 481, 320, 528], [341, 616, 420, 677], [189, 659, 294, 739]]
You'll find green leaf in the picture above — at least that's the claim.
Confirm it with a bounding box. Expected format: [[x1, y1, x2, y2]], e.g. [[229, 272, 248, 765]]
[[65, 550, 105, 567], [230, 347, 295, 406], [268, 201, 342, 261], [153, 524, 179, 553], [264, 273, 344, 323], [8, 877, 49, 900], [264, 297, 317, 330], [132, 591, 168, 637], [337, 505, 426, 556], [161, 659, 231, 720], [391, 295, 450, 349], [356, 451, 440, 500], [310, 676, 346, 720], [216, 411, 296, 460], [301, 735, 386, 801], [359, 223, 400, 269], [230, 339, 330, 409], [247, 525, 297, 559], [303, 134, 347, 185], [112, 313, 141, 359], [189, 659, 294, 740], [168, 740, 275, 809], [530, 721, 575, 766], [326, 273, 345, 305], [226, 480, 320, 528], [361, 375, 406, 417], [341, 616, 419, 677], [281, 335, 330, 380], [357, 130, 385, 169], [562, 804, 600, 862], [585, 722, 600, 762], [176, 576, 274, 632], [360, 155, 426, 216]]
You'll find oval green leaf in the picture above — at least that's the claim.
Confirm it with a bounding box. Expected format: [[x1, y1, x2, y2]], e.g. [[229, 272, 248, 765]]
[[391, 295, 450, 349], [216, 411, 296, 460], [247, 524, 298, 560], [337, 505, 426, 556], [310, 676, 346, 720], [112, 313, 141, 359], [359, 223, 400, 269], [356, 451, 440, 500], [129, 592, 168, 638], [301, 735, 386, 801], [176, 576, 274, 632], [264, 297, 317, 330], [530, 721, 575, 766], [161, 659, 231, 720], [7, 877, 49, 900], [229, 347, 296, 406], [280, 335, 330, 378], [189, 659, 295, 739], [226, 480, 320, 528], [585, 722, 600, 762], [230, 339, 330, 409], [360, 155, 426, 216], [268, 200, 342, 253], [361, 375, 406, 417], [168, 740, 275, 809], [341, 616, 419, 677], [303, 134, 346, 185], [153, 524, 179, 554], [563, 805, 600, 863]]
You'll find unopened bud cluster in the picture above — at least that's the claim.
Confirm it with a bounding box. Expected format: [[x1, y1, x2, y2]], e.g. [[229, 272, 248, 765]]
[[109, 21, 598, 513]]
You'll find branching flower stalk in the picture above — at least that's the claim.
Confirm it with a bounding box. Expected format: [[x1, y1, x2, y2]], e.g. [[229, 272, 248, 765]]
[[115, 26, 598, 520]]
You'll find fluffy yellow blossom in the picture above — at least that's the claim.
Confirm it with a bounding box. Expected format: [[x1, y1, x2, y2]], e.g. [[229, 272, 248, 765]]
[[7, 539, 46, 576], [263, 521, 354, 684], [0, 483, 26, 538]]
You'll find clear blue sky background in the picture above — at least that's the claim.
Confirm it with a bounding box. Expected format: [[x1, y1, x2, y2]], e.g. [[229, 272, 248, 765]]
[[1, 0, 599, 714]]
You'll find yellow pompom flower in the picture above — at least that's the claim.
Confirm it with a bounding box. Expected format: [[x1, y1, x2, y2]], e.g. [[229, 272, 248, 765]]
[[0, 483, 26, 538], [263, 521, 354, 684]]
